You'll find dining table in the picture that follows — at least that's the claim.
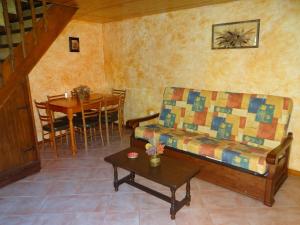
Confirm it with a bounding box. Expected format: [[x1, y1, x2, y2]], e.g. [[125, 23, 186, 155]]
[[48, 93, 120, 156]]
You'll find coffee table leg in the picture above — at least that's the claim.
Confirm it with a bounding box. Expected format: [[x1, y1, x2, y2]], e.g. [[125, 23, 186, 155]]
[[170, 187, 176, 220], [113, 166, 119, 191], [129, 172, 135, 182], [186, 179, 191, 206]]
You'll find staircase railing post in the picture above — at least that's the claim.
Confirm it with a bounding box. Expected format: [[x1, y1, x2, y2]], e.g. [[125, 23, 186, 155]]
[[42, 0, 48, 31], [15, 0, 27, 57], [1, 0, 15, 71], [28, 0, 37, 44]]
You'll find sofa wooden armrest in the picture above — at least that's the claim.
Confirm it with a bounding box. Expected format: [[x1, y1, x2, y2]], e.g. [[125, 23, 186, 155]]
[[126, 113, 160, 129], [266, 132, 293, 165], [263, 132, 293, 206]]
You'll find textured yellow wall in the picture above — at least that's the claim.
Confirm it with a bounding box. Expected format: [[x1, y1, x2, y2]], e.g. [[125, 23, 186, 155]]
[[29, 19, 107, 140], [102, 0, 300, 170]]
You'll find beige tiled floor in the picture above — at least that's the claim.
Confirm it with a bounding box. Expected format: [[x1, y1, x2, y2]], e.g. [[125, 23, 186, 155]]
[[1, 129, 300, 225]]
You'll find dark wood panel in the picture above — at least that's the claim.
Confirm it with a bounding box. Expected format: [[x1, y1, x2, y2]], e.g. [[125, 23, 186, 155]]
[[0, 78, 38, 173], [0, 160, 41, 188]]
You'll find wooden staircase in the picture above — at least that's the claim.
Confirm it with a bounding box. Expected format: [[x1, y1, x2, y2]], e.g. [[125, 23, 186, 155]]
[[0, 0, 76, 187]]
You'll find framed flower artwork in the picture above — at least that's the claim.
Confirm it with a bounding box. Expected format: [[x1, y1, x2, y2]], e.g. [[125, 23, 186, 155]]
[[212, 19, 260, 49]]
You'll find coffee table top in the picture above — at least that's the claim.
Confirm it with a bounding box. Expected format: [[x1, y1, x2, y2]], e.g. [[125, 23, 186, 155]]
[[104, 147, 201, 189]]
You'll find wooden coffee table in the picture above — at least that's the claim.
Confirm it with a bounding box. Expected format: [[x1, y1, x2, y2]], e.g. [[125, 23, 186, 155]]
[[104, 147, 200, 219]]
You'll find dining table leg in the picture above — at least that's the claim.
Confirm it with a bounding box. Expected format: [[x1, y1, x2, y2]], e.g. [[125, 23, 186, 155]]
[[67, 109, 76, 156]]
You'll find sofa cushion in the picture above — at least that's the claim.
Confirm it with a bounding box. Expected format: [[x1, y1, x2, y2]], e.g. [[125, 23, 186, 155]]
[[135, 124, 272, 175], [158, 87, 293, 149]]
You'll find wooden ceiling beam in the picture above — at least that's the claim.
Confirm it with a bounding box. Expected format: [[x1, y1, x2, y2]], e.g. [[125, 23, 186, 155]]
[[45, 0, 237, 23]]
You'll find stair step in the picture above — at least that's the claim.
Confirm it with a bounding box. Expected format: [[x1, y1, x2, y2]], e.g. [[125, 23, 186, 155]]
[[8, 13, 44, 23], [0, 27, 32, 35], [21, 1, 43, 11], [0, 33, 21, 45], [0, 48, 10, 60], [0, 43, 19, 48]]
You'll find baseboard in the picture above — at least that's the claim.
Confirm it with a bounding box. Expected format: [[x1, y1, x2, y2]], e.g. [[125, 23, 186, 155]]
[[288, 169, 300, 176], [0, 160, 41, 188]]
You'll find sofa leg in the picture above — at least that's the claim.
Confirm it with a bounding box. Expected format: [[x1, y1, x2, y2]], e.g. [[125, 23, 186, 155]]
[[264, 198, 274, 206], [264, 165, 276, 207], [264, 180, 275, 206]]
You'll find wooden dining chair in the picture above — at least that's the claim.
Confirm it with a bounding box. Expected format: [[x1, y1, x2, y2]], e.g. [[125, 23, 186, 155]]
[[109, 89, 126, 131], [112, 89, 126, 122], [71, 90, 77, 98], [102, 95, 123, 144], [47, 94, 70, 143], [34, 100, 69, 157], [74, 98, 104, 151]]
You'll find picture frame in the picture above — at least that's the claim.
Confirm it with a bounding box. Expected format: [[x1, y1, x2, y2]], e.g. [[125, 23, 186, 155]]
[[69, 37, 80, 52], [212, 19, 260, 49]]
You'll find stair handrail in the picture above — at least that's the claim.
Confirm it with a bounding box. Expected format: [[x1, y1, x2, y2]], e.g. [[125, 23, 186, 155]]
[[1, 0, 15, 71]]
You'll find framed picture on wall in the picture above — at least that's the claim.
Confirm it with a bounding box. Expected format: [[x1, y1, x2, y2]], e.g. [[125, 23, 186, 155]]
[[69, 37, 80, 52], [212, 19, 260, 49]]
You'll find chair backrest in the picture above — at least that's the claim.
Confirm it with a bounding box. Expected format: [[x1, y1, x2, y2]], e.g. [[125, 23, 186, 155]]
[[71, 90, 77, 98], [47, 94, 65, 101], [79, 97, 103, 126], [112, 89, 126, 106], [34, 100, 52, 126]]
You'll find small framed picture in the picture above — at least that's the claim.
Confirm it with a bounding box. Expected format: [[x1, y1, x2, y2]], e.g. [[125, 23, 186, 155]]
[[69, 37, 80, 52], [212, 19, 260, 49]]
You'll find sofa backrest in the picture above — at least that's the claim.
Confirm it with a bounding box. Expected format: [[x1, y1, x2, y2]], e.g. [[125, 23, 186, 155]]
[[158, 87, 293, 149]]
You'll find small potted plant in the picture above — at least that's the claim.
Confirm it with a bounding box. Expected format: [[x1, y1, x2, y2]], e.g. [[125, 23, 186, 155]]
[[73, 85, 91, 101], [145, 141, 165, 167]]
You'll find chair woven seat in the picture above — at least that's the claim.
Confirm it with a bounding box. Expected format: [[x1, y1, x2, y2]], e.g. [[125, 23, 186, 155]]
[[74, 117, 99, 128], [55, 115, 69, 123], [42, 120, 70, 132]]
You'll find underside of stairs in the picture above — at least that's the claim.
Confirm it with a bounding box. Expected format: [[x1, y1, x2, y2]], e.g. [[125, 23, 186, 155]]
[[0, 0, 76, 187], [0, 0, 77, 107]]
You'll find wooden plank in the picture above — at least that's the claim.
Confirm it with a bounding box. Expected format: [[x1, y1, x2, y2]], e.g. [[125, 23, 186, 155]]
[[0, 79, 37, 172], [15, 0, 27, 57], [44, 0, 237, 23], [72, 0, 237, 23], [1, 0, 15, 72], [28, 0, 37, 44]]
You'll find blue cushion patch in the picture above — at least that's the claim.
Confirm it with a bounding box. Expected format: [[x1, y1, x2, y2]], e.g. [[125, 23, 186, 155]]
[[248, 98, 266, 113], [211, 117, 225, 131]]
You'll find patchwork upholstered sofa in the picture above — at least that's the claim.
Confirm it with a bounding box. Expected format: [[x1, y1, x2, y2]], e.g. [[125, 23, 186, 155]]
[[127, 87, 293, 206]]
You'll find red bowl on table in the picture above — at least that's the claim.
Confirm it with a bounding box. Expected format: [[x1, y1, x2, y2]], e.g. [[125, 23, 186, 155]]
[[127, 152, 138, 159]]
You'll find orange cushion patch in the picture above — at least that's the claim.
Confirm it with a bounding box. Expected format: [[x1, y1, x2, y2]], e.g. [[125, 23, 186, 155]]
[[193, 110, 207, 125], [181, 108, 186, 117], [239, 117, 246, 128], [199, 144, 216, 157], [257, 118, 278, 140], [212, 91, 218, 100], [227, 93, 243, 108], [172, 88, 184, 100], [283, 98, 290, 110]]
